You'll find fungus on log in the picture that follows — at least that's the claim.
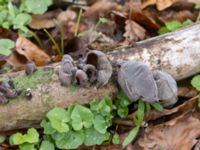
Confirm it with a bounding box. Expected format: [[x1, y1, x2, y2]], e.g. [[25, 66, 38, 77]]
[[1, 23, 200, 132]]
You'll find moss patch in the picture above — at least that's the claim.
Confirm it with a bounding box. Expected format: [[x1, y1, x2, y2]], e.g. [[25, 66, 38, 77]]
[[13, 68, 54, 89]]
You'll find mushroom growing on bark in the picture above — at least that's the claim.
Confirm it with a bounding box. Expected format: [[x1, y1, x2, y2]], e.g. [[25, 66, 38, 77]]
[[75, 69, 89, 87], [59, 55, 77, 86], [117, 60, 178, 107], [85, 50, 112, 87], [153, 70, 178, 107], [117, 61, 158, 102]]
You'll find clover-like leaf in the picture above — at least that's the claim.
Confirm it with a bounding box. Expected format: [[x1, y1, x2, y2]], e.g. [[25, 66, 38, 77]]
[[84, 127, 110, 146], [71, 105, 93, 130], [40, 140, 55, 150], [0, 39, 15, 56], [56, 130, 84, 149]]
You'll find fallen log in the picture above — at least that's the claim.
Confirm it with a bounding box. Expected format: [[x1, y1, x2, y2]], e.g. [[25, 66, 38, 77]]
[[1, 23, 200, 132]]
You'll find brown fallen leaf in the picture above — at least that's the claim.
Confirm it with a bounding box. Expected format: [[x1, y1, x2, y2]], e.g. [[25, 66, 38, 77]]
[[84, 0, 120, 19], [142, 0, 200, 10], [137, 113, 200, 150], [15, 35, 50, 66], [142, 0, 177, 10], [123, 20, 146, 45], [29, 8, 77, 30], [158, 10, 196, 23], [29, 9, 61, 30]]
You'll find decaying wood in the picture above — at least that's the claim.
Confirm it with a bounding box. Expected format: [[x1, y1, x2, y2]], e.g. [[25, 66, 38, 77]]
[[108, 23, 200, 80], [1, 23, 200, 132]]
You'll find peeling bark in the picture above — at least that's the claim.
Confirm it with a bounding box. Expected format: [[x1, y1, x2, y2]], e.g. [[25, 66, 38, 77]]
[[1, 23, 200, 132]]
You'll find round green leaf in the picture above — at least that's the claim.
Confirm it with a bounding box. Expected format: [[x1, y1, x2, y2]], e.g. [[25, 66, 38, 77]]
[[0, 39, 15, 56], [112, 133, 120, 145], [13, 13, 32, 26], [23, 0, 53, 14], [23, 128, 39, 144], [71, 105, 94, 130], [40, 140, 55, 150], [19, 143, 35, 150], [47, 107, 70, 123], [84, 127, 110, 146], [56, 130, 84, 149]]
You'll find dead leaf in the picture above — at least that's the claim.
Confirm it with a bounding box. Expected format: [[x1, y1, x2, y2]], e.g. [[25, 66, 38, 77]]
[[84, 0, 120, 19], [15, 35, 50, 66], [142, 0, 200, 10], [29, 9, 61, 30], [123, 20, 146, 45], [158, 10, 196, 23], [142, 0, 177, 10], [138, 113, 200, 150], [29, 8, 77, 30], [130, 11, 161, 31]]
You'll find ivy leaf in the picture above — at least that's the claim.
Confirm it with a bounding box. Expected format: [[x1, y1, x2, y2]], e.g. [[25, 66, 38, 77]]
[[93, 115, 108, 134], [71, 105, 93, 130], [22, 0, 53, 14], [191, 75, 200, 91], [47, 107, 70, 132], [84, 127, 110, 146], [122, 126, 140, 147], [19, 143, 36, 150], [23, 128, 39, 144], [0, 39, 15, 56], [151, 102, 164, 112], [40, 141, 55, 150], [56, 130, 84, 149], [112, 133, 120, 144]]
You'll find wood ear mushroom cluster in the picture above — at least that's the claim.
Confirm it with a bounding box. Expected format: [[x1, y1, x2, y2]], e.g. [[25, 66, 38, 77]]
[[117, 61, 178, 107], [59, 50, 113, 88]]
